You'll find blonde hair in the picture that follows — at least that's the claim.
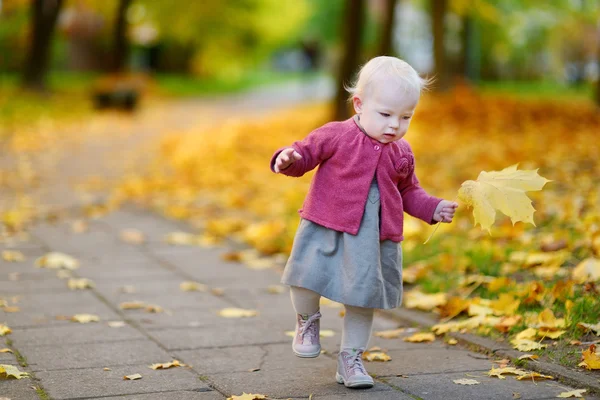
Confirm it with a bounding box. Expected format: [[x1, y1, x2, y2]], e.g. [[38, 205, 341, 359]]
[[346, 56, 433, 101]]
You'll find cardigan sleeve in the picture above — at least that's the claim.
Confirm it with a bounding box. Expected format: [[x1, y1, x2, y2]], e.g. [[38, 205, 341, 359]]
[[397, 146, 442, 224], [269, 124, 337, 177]]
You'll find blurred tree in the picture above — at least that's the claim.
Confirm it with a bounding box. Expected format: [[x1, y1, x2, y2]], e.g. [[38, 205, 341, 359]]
[[110, 0, 131, 72], [333, 0, 365, 120], [22, 0, 64, 90], [378, 0, 397, 56], [431, 0, 448, 90]]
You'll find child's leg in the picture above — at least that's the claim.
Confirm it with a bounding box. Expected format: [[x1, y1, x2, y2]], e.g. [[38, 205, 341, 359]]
[[289, 285, 321, 315], [341, 304, 374, 351], [336, 304, 375, 388]]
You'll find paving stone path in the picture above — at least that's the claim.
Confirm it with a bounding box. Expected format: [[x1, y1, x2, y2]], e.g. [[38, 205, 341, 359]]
[[1, 79, 598, 399]]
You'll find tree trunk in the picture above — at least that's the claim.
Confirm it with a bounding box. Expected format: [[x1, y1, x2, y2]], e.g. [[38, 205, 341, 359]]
[[378, 0, 397, 56], [596, 28, 600, 107], [110, 0, 132, 73], [22, 0, 64, 91], [461, 13, 481, 83], [431, 0, 448, 90], [333, 0, 365, 121]]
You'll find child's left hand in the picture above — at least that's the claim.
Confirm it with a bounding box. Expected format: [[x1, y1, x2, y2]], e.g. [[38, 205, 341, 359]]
[[433, 200, 458, 223]]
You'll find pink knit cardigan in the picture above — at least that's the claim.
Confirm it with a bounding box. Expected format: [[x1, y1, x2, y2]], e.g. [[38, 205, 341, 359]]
[[270, 117, 442, 242]]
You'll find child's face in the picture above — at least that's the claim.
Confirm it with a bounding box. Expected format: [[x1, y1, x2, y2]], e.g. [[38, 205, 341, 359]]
[[352, 79, 418, 144]]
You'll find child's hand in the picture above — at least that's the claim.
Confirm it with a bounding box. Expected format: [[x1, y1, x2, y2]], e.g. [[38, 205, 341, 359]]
[[274, 148, 302, 173], [433, 200, 458, 223]]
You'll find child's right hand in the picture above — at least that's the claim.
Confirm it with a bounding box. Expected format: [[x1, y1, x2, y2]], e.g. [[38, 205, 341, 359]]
[[274, 148, 302, 173]]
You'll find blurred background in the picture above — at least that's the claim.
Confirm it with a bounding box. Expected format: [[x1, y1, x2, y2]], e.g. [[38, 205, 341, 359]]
[[1, 0, 598, 119]]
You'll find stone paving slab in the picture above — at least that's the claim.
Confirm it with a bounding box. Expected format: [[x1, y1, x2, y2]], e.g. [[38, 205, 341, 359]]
[[0, 291, 121, 328], [77, 260, 176, 281], [22, 339, 173, 372], [0, 276, 71, 293], [0, 377, 41, 400], [34, 363, 209, 399], [123, 307, 230, 330], [9, 323, 145, 347], [385, 370, 600, 400], [99, 391, 226, 400], [282, 393, 414, 400]]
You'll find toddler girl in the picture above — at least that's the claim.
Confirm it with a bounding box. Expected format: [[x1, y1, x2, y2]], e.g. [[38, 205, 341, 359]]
[[270, 56, 457, 389]]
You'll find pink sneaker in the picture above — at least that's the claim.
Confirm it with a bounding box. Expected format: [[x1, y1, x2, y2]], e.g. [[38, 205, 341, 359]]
[[336, 349, 374, 388], [292, 311, 322, 358]]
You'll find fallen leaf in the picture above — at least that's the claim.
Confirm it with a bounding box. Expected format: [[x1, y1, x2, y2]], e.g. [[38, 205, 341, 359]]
[[179, 281, 207, 292], [515, 328, 537, 341], [0, 349, 13, 353], [319, 298, 343, 308], [266, 285, 285, 294], [0, 364, 29, 379], [0, 324, 12, 336], [579, 344, 600, 370], [557, 389, 587, 398], [71, 219, 88, 233], [362, 350, 392, 362], [403, 332, 435, 343], [71, 314, 100, 323], [120, 229, 145, 244], [149, 359, 185, 370], [164, 232, 198, 245], [2, 250, 24, 262], [211, 288, 225, 296], [457, 164, 550, 232], [108, 321, 126, 328], [67, 278, 95, 290], [510, 339, 547, 351], [103, 367, 111, 371], [218, 308, 258, 318], [404, 290, 447, 311], [515, 371, 553, 381], [119, 301, 146, 310], [447, 338, 458, 345], [123, 373, 142, 380], [35, 252, 79, 270], [227, 394, 267, 400], [572, 258, 600, 283], [517, 354, 539, 361], [488, 367, 526, 379], [453, 378, 480, 385], [374, 328, 406, 339], [145, 304, 164, 313], [1, 306, 19, 313], [577, 321, 600, 336]]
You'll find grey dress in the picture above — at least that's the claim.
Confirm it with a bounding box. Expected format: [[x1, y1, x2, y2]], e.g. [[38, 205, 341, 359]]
[[281, 178, 403, 309]]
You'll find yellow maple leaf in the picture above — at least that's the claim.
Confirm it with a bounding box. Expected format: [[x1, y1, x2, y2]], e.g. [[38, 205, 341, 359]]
[[579, 344, 600, 370], [403, 332, 435, 343], [0, 348, 13, 353], [119, 301, 146, 310], [71, 314, 100, 323], [35, 252, 79, 270], [457, 164, 550, 232], [227, 393, 267, 400], [510, 339, 547, 351], [179, 281, 208, 292], [577, 321, 600, 336], [515, 371, 554, 381], [0, 324, 11, 336], [0, 364, 29, 379], [488, 367, 526, 379], [571, 258, 600, 283], [218, 308, 258, 318], [403, 290, 447, 311], [557, 389, 587, 398], [362, 350, 392, 362], [374, 328, 406, 339], [149, 359, 185, 370], [490, 294, 520, 316], [2, 250, 24, 262]]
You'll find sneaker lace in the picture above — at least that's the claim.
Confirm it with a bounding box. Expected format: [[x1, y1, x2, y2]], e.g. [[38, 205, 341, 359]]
[[298, 311, 321, 344], [347, 351, 367, 376]]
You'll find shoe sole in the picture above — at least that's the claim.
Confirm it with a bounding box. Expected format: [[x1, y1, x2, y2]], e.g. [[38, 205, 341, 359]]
[[293, 347, 321, 358], [335, 372, 374, 388]]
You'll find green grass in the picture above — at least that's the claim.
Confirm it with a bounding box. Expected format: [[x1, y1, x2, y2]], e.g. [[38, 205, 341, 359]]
[[477, 80, 595, 102]]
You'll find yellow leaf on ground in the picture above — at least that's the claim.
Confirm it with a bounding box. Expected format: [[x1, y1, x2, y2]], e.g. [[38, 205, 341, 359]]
[[179, 281, 207, 292], [579, 344, 600, 370], [488, 367, 526, 379], [149, 360, 185, 370], [494, 315, 522, 333], [145, 304, 164, 313], [510, 339, 547, 351], [319, 298, 343, 308], [108, 321, 126, 328], [490, 294, 520, 316], [557, 389, 587, 398], [536, 308, 565, 330], [71, 219, 88, 233], [0, 364, 29, 379], [1, 306, 19, 313], [362, 350, 392, 362], [120, 229, 145, 244], [453, 378, 480, 385], [71, 314, 100, 323], [572, 258, 600, 283], [515, 328, 537, 341], [266, 285, 285, 294], [577, 322, 600, 336], [0, 349, 13, 353], [164, 232, 199, 245], [404, 290, 447, 311], [517, 354, 539, 361], [447, 338, 458, 345], [457, 164, 550, 232], [403, 332, 435, 343], [67, 278, 95, 290], [537, 329, 565, 339], [374, 328, 406, 339], [0, 325, 11, 336], [515, 371, 554, 381], [119, 301, 146, 310], [218, 308, 258, 318], [2, 250, 24, 262], [35, 252, 79, 270], [123, 373, 142, 380], [227, 393, 267, 400]]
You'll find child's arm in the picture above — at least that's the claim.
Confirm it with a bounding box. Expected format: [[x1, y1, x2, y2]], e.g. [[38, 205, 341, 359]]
[[269, 125, 337, 177]]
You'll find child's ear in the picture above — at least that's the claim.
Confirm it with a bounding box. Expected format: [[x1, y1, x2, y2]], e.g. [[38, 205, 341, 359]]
[[352, 95, 363, 114]]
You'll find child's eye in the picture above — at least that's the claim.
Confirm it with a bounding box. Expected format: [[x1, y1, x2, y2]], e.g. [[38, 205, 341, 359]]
[[403, 116, 412, 120], [379, 113, 390, 117]]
